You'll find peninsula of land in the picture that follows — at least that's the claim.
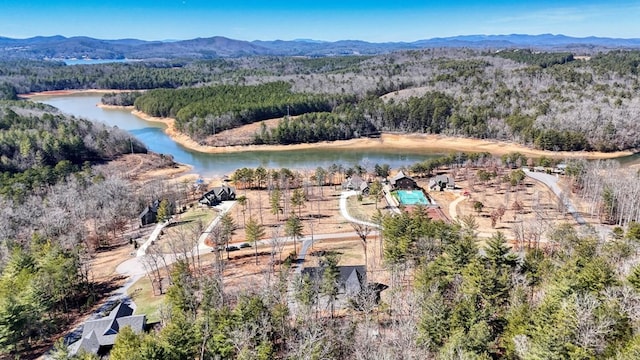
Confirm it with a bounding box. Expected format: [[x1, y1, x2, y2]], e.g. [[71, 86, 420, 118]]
[[24, 90, 635, 160]]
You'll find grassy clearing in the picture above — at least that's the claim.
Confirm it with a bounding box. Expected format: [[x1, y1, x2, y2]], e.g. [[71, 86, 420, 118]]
[[309, 239, 364, 266], [346, 195, 381, 222], [128, 276, 165, 324], [157, 207, 217, 253], [171, 207, 217, 231]]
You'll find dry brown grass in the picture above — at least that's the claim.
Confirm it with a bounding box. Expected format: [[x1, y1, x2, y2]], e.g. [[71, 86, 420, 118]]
[[346, 195, 385, 222], [228, 186, 352, 244], [422, 169, 574, 242], [88, 244, 134, 284]]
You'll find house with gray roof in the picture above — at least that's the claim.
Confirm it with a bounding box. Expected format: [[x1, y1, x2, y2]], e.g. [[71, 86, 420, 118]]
[[73, 302, 146, 356], [359, 181, 370, 196], [300, 265, 388, 309], [429, 174, 455, 191], [342, 175, 366, 191], [301, 265, 367, 296], [199, 185, 236, 206]]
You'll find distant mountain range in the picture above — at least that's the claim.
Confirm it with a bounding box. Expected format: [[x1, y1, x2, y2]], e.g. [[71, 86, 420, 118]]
[[2, 33, 640, 60]]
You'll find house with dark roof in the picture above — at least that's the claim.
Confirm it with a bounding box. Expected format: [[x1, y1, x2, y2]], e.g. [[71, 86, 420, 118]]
[[139, 199, 175, 226], [301, 265, 367, 296], [300, 265, 388, 309], [73, 302, 146, 356], [359, 182, 370, 196], [429, 174, 455, 191], [390, 171, 417, 190], [199, 185, 236, 206], [139, 199, 160, 226]]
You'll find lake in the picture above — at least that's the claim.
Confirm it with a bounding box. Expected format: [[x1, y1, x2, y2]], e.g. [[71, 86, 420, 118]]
[[35, 94, 443, 177]]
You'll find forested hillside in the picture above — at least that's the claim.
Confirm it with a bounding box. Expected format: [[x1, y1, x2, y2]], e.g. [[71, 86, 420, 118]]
[[134, 50, 640, 151], [3, 49, 640, 151], [0, 56, 373, 97], [0, 101, 159, 356], [134, 82, 351, 139], [0, 100, 145, 199]]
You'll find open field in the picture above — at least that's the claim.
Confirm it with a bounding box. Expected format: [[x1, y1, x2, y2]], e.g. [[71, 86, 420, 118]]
[[346, 195, 385, 223], [227, 186, 354, 243], [423, 168, 592, 245], [157, 207, 217, 253]]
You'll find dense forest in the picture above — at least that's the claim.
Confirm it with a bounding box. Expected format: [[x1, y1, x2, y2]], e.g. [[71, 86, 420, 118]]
[[0, 56, 374, 99], [1, 49, 639, 152], [46, 49, 635, 151], [0, 49, 639, 150], [0, 100, 146, 200], [133, 82, 350, 140]]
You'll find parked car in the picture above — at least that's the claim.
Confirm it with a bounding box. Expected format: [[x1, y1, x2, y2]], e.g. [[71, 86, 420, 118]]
[[239, 242, 251, 248]]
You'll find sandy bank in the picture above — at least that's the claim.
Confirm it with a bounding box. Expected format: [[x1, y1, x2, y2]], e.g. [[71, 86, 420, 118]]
[[132, 110, 633, 160], [97, 103, 135, 110], [22, 89, 635, 160]]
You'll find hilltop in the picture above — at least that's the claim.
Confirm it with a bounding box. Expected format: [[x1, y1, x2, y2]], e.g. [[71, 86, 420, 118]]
[[3, 33, 640, 60]]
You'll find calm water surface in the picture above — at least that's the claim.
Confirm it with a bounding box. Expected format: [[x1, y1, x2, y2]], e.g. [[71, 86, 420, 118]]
[[36, 94, 443, 177], [35, 93, 640, 175]]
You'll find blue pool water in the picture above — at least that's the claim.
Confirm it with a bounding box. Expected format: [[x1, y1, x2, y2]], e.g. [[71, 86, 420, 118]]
[[396, 190, 430, 205]]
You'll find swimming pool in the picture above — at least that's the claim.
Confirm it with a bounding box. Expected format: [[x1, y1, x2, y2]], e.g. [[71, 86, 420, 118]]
[[396, 190, 430, 205]]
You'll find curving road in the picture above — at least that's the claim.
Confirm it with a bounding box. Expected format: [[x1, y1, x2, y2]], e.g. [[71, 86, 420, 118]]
[[65, 201, 237, 352], [448, 192, 467, 221], [67, 190, 387, 352], [523, 169, 586, 225], [339, 191, 382, 228]]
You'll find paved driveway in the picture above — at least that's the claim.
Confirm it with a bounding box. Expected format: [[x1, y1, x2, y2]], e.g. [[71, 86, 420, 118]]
[[524, 169, 586, 225]]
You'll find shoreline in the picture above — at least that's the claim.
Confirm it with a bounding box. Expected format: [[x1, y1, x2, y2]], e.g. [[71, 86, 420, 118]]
[[26, 89, 635, 160], [20, 89, 132, 98], [129, 110, 634, 160]]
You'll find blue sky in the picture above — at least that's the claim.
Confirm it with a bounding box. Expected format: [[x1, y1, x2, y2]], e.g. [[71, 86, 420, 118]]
[[1, 0, 639, 41]]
